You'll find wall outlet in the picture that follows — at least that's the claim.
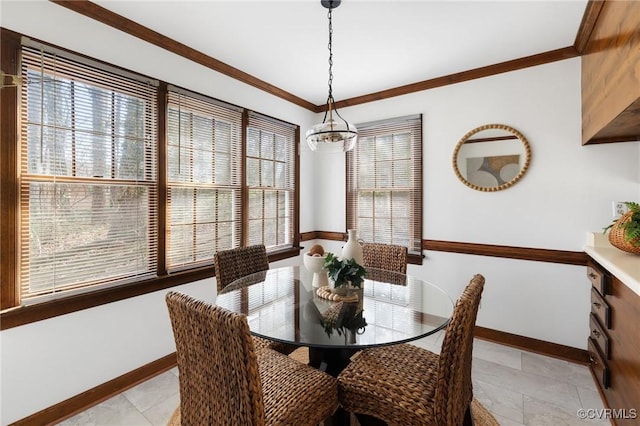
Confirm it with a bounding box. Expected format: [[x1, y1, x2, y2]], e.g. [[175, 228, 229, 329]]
[[612, 201, 629, 218]]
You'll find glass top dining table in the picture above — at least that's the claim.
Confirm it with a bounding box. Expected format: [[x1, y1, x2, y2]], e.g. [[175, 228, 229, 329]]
[[216, 265, 454, 376]]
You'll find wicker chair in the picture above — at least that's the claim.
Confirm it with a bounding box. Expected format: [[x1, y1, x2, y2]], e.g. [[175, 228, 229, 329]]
[[165, 291, 338, 426], [337, 274, 485, 426], [214, 244, 296, 355], [214, 244, 270, 293], [362, 242, 408, 274]]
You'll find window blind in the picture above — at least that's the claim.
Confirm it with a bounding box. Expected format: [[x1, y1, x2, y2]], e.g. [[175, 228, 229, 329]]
[[19, 43, 158, 301], [346, 114, 423, 256], [246, 112, 297, 252], [166, 87, 243, 270]]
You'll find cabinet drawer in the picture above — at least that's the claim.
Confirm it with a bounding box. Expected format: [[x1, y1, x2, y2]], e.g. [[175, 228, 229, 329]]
[[587, 264, 609, 295], [589, 313, 610, 359], [591, 287, 611, 329], [588, 337, 610, 389]]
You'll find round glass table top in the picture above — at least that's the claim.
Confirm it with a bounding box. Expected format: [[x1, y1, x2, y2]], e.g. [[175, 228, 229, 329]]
[[216, 266, 454, 350]]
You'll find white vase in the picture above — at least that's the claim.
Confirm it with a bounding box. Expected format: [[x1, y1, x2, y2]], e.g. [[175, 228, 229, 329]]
[[303, 252, 329, 288], [341, 229, 364, 265]]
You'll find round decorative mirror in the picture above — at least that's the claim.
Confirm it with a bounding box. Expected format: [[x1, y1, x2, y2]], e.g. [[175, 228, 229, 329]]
[[452, 124, 531, 192]]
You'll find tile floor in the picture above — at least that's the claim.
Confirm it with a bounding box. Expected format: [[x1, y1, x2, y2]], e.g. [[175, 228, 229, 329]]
[[57, 333, 608, 426]]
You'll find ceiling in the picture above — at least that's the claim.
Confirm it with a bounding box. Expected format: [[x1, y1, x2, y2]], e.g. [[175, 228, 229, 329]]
[[92, 0, 589, 107]]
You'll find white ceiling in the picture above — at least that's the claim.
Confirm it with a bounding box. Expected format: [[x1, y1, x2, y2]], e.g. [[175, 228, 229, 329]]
[[93, 0, 588, 106]]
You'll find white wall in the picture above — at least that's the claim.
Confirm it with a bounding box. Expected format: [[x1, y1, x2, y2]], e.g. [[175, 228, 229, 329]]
[[310, 58, 640, 352], [2, 2, 640, 424]]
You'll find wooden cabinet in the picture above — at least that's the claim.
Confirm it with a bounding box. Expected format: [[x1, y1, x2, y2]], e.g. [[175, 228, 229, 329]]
[[586, 259, 640, 425], [581, 0, 640, 144]]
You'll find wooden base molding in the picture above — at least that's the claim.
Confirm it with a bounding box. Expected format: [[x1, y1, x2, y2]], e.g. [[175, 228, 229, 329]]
[[10, 353, 177, 426], [474, 326, 590, 365], [12, 326, 590, 425], [305, 232, 588, 266]]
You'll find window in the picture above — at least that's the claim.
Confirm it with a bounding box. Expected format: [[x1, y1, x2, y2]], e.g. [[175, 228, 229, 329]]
[[166, 88, 243, 270], [19, 41, 158, 302], [1, 32, 300, 321], [246, 112, 298, 251], [346, 114, 422, 259]]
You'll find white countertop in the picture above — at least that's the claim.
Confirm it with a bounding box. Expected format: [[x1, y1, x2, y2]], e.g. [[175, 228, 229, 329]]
[[584, 232, 640, 297]]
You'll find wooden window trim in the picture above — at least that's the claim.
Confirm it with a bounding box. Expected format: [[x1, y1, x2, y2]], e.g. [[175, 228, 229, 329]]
[[1, 28, 21, 310]]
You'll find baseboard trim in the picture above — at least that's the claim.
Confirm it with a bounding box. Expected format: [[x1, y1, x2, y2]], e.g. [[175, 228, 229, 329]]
[[475, 326, 590, 365], [10, 353, 177, 426]]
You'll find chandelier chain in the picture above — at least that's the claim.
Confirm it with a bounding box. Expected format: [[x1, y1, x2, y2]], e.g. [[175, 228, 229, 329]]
[[327, 6, 334, 102]]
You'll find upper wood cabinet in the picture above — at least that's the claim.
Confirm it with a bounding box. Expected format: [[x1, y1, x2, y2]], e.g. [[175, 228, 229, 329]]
[[581, 0, 640, 145]]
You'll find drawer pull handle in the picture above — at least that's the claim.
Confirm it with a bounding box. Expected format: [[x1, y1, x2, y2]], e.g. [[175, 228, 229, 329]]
[[592, 329, 600, 338], [593, 302, 601, 309], [588, 272, 597, 279]]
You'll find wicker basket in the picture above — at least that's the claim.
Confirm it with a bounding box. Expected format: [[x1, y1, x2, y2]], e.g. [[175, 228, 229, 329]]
[[608, 211, 640, 254]]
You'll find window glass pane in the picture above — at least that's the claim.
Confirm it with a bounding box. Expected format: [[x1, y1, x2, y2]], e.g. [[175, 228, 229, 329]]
[[217, 190, 235, 222], [359, 136, 375, 158], [20, 45, 158, 300], [376, 219, 392, 244], [169, 224, 194, 265], [248, 220, 262, 245], [263, 218, 277, 246], [275, 135, 287, 162], [374, 191, 391, 216], [264, 191, 277, 218], [193, 145, 213, 183], [393, 160, 411, 187], [278, 191, 287, 217], [215, 153, 231, 184], [393, 133, 411, 159], [358, 191, 373, 218], [346, 115, 421, 254], [246, 113, 297, 252], [196, 189, 216, 223], [166, 89, 242, 269], [375, 135, 393, 161], [170, 188, 193, 225], [25, 182, 151, 295], [260, 132, 274, 159], [217, 221, 234, 249], [392, 219, 410, 246], [167, 145, 191, 183], [275, 162, 285, 188], [377, 163, 392, 188], [358, 218, 374, 243], [215, 121, 232, 184], [195, 223, 214, 261], [249, 190, 263, 220], [247, 158, 260, 187], [391, 192, 410, 218], [261, 159, 274, 187], [247, 128, 260, 157], [193, 115, 213, 183], [115, 137, 146, 181]]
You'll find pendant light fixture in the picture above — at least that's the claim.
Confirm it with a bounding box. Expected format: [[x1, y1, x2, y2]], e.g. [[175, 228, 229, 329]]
[[306, 0, 357, 153]]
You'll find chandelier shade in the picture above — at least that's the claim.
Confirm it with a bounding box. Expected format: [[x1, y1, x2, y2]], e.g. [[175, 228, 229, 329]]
[[306, 0, 357, 153], [306, 114, 357, 153]]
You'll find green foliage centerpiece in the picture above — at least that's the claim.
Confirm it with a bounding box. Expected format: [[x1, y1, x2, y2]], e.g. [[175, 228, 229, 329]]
[[323, 252, 366, 294]]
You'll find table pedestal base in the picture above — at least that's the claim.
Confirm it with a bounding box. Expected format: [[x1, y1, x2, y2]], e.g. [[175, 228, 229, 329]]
[[308, 346, 359, 377]]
